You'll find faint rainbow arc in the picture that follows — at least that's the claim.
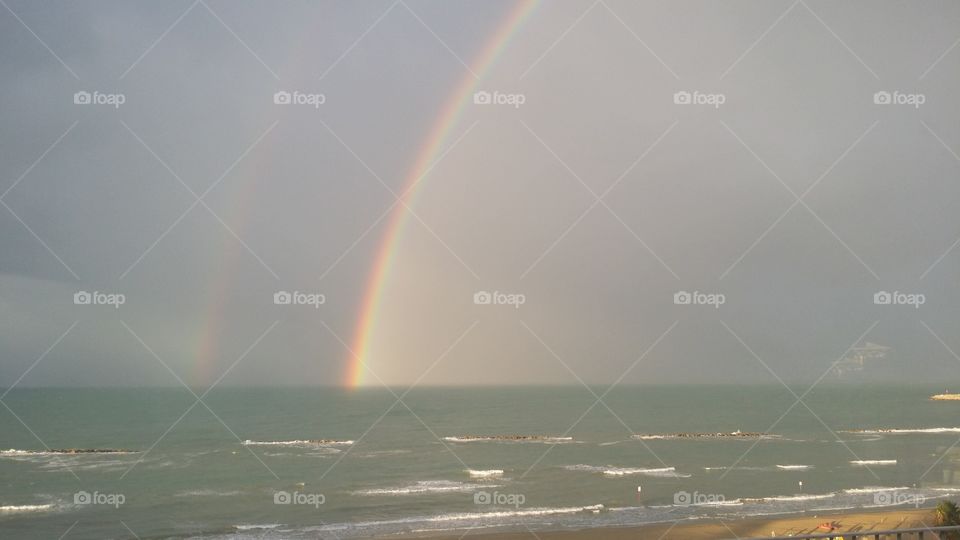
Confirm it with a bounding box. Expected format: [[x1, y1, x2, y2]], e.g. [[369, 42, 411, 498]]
[[346, 0, 539, 387]]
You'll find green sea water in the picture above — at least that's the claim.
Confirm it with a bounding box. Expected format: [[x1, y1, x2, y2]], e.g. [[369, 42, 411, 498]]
[[2, 384, 960, 538]]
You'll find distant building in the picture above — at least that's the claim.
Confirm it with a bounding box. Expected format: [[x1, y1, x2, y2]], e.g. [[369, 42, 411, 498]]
[[831, 342, 892, 378]]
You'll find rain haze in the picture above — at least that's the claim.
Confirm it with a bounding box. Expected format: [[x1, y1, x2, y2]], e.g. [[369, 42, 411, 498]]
[[2, 0, 960, 388]]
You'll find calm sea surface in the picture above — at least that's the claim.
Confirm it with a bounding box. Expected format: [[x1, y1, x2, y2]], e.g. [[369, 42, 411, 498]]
[[3, 385, 960, 538]]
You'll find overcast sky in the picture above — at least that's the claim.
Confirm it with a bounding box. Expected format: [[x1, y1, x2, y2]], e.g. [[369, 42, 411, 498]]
[[2, 0, 959, 388]]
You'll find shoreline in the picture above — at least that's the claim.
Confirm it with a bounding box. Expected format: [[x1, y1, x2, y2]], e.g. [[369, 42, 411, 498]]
[[418, 507, 935, 540]]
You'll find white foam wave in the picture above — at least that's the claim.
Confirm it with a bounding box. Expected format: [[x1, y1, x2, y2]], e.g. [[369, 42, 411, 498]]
[[776, 464, 812, 470], [310, 504, 605, 532], [242, 439, 353, 447], [0, 449, 38, 456], [0, 504, 54, 514], [175, 489, 242, 497], [850, 460, 897, 466], [0, 449, 134, 456], [703, 465, 769, 472], [847, 427, 960, 434], [356, 449, 412, 458], [234, 524, 281, 531], [743, 493, 835, 503], [564, 464, 688, 477], [353, 480, 497, 496], [443, 436, 573, 443], [467, 469, 503, 478], [843, 486, 908, 494]]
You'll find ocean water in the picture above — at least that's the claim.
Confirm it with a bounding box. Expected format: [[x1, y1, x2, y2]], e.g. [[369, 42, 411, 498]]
[[2, 385, 960, 539]]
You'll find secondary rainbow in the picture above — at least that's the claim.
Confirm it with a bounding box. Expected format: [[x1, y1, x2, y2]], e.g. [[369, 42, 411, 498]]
[[346, 0, 539, 387]]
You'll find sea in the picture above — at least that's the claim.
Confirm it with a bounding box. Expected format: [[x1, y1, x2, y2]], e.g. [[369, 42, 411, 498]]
[[2, 384, 960, 539]]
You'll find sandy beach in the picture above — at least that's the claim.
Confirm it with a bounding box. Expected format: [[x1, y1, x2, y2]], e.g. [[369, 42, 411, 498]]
[[429, 508, 935, 540]]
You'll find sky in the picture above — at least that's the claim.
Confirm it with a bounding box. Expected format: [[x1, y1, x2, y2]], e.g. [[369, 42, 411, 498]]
[[1, 0, 959, 388]]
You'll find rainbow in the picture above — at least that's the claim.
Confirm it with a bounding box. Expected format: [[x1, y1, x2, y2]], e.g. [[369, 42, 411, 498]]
[[346, 0, 539, 387]]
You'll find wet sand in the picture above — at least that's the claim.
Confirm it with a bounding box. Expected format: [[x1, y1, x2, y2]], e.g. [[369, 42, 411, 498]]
[[425, 507, 933, 539]]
